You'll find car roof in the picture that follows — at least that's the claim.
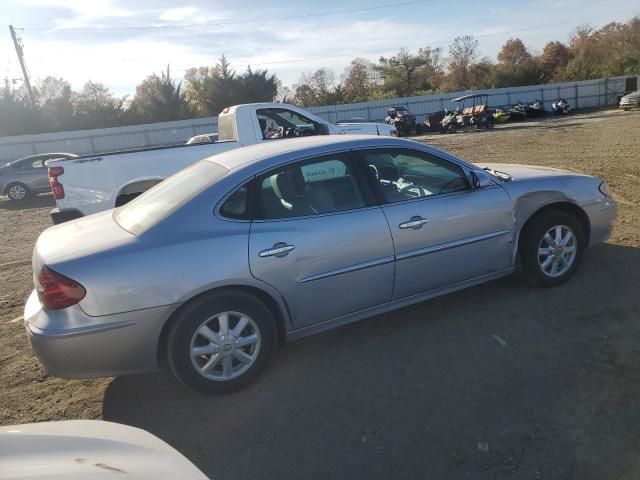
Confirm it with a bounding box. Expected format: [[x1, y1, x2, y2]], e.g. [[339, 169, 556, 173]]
[[203, 136, 411, 171], [7, 152, 76, 166]]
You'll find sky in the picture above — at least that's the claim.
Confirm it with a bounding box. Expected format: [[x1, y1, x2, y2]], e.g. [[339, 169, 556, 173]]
[[0, 0, 638, 97]]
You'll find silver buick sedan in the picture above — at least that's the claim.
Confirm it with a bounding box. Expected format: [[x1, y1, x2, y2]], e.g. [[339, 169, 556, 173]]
[[25, 136, 617, 393]]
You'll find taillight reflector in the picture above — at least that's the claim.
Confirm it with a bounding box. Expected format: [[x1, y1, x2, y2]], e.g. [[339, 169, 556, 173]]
[[48, 166, 65, 199], [37, 266, 86, 310]]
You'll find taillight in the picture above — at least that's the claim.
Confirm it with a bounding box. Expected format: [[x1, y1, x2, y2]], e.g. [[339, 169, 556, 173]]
[[37, 266, 86, 310], [48, 166, 65, 199]]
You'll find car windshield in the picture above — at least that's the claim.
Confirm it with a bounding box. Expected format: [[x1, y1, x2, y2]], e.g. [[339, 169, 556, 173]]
[[114, 160, 228, 234]]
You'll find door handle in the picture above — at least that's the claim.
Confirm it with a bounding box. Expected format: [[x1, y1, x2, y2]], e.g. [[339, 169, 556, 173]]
[[399, 216, 429, 229], [259, 243, 295, 258]]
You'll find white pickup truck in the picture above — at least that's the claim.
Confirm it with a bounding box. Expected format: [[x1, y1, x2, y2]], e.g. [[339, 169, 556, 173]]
[[47, 103, 396, 223]]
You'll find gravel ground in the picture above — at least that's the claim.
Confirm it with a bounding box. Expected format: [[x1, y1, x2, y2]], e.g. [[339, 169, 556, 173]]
[[1, 109, 639, 479]]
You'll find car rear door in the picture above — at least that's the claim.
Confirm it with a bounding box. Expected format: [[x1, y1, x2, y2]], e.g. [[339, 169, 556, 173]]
[[356, 147, 514, 300], [248, 151, 395, 331]]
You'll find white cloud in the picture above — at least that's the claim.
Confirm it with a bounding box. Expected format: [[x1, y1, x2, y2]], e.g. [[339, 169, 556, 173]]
[[22, 0, 132, 29], [26, 38, 212, 95], [159, 6, 199, 22]]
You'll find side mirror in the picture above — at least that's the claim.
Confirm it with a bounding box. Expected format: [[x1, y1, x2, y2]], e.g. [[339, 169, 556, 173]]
[[470, 170, 494, 189], [316, 122, 331, 135]]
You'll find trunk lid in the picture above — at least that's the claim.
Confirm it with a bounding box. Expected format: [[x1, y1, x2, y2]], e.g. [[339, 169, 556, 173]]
[[34, 211, 134, 268]]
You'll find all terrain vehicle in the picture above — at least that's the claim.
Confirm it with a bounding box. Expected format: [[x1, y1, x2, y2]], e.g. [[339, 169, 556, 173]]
[[385, 106, 417, 136], [552, 98, 571, 114]]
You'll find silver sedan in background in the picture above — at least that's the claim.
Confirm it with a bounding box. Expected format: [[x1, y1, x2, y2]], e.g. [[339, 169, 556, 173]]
[[24, 136, 617, 393], [0, 153, 77, 201]]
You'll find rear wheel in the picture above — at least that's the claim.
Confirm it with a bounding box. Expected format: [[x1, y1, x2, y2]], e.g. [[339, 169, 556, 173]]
[[167, 290, 277, 394], [5, 182, 30, 201], [519, 210, 585, 287]]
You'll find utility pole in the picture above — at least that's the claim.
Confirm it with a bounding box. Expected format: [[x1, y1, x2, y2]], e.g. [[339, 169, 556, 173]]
[[9, 25, 35, 104]]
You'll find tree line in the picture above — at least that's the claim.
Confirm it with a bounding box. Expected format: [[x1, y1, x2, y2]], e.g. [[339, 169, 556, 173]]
[[1, 17, 638, 137]]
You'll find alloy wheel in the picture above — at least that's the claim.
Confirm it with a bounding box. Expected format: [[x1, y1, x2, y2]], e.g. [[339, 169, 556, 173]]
[[190, 311, 261, 381], [8, 184, 27, 200], [537, 225, 577, 278]]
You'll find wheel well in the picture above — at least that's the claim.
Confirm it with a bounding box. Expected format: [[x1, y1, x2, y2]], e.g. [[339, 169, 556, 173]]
[[116, 179, 163, 199], [519, 202, 591, 249], [156, 285, 288, 368]]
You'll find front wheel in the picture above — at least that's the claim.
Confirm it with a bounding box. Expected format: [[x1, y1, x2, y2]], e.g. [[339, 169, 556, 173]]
[[519, 210, 585, 287], [167, 290, 277, 394]]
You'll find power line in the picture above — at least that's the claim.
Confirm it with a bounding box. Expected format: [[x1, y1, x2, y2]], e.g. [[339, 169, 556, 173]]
[[173, 9, 638, 70], [19, 0, 434, 31]]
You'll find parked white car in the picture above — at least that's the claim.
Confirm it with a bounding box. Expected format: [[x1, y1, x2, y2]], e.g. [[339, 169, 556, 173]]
[[0, 420, 207, 479], [47, 103, 396, 223], [186, 132, 218, 144]]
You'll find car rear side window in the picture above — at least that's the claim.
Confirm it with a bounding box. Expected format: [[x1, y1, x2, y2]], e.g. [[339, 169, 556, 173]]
[[255, 153, 365, 220], [219, 185, 249, 220], [115, 160, 228, 234]]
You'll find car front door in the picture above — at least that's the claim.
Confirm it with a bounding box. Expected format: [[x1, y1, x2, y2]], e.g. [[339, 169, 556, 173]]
[[357, 147, 514, 300], [248, 152, 395, 331], [14, 157, 48, 191]]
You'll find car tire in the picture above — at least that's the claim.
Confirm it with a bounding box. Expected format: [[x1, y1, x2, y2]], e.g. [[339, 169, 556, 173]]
[[5, 182, 30, 201], [167, 290, 277, 394], [519, 209, 586, 287]]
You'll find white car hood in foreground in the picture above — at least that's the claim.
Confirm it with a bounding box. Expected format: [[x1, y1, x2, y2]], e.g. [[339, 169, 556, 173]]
[[0, 420, 207, 479]]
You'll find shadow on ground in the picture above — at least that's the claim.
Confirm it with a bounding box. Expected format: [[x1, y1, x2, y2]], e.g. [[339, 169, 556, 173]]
[[0, 194, 54, 211], [103, 243, 640, 480]]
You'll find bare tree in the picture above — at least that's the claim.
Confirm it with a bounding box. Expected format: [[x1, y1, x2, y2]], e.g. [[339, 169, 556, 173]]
[[497, 38, 533, 65], [342, 58, 375, 103], [446, 36, 479, 91]]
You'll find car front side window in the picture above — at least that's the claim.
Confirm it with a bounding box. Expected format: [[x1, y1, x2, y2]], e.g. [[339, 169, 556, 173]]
[[359, 148, 470, 204], [255, 153, 365, 220]]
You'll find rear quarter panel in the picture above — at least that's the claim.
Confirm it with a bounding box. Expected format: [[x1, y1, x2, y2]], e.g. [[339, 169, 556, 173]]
[[50, 171, 263, 318]]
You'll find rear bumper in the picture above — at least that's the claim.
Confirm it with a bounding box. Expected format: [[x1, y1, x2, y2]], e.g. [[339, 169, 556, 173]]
[[23, 290, 176, 378], [50, 208, 84, 224]]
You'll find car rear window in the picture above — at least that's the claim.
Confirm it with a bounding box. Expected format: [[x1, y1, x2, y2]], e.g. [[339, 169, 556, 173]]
[[114, 160, 228, 234]]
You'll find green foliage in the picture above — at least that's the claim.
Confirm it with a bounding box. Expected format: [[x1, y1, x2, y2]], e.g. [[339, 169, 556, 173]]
[[128, 65, 187, 123], [374, 47, 444, 97], [73, 81, 124, 129], [183, 55, 278, 115], [0, 79, 40, 136]]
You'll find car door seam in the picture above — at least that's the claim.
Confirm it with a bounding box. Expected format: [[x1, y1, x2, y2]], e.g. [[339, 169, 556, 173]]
[[377, 207, 398, 301]]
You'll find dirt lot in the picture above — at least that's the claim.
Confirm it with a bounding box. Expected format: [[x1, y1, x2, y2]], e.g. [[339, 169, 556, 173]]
[[1, 109, 639, 479]]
